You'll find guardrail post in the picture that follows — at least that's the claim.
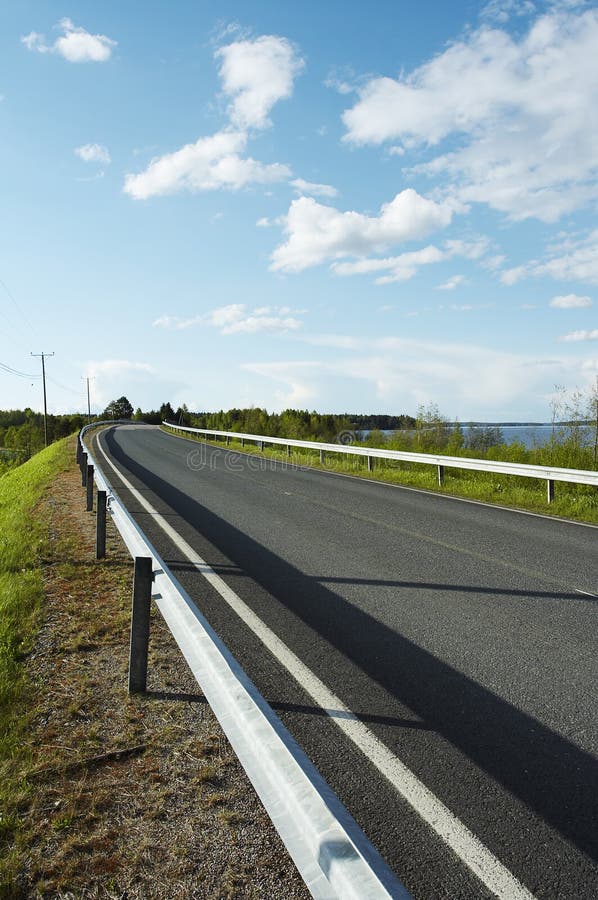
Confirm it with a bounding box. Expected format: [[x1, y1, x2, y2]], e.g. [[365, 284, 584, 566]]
[[438, 465, 445, 486], [96, 491, 107, 559], [128, 556, 153, 694], [367, 455, 373, 472], [287, 444, 291, 457], [320, 449, 325, 464], [226, 435, 230, 446], [81, 452, 88, 486], [86, 465, 94, 510], [259, 440, 264, 451], [76, 441, 82, 464], [547, 479, 555, 503], [241, 437, 245, 448]]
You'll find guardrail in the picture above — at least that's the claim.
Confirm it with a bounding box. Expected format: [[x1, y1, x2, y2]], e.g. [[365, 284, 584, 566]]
[[77, 422, 409, 900], [162, 422, 598, 504]]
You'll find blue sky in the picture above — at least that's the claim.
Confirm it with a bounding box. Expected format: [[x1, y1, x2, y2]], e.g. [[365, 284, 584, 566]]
[[1, 0, 597, 421]]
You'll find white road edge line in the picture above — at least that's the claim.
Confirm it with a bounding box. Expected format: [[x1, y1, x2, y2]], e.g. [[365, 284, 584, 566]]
[[89, 430, 407, 900], [96, 430, 537, 900], [576, 589, 598, 598]]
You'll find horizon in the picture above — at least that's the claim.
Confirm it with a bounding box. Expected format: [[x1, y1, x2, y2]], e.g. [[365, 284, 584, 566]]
[[2, 403, 558, 428]]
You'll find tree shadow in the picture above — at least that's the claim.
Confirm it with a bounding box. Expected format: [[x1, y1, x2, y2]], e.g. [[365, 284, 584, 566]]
[[164, 561, 589, 603]]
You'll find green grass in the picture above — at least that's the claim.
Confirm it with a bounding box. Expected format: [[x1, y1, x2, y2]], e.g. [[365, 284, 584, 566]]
[[163, 426, 598, 525], [0, 437, 70, 875]]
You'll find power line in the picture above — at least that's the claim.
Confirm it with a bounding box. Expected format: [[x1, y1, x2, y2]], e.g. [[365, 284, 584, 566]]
[[0, 360, 41, 379], [0, 306, 31, 346], [0, 276, 37, 336], [47, 375, 85, 397]]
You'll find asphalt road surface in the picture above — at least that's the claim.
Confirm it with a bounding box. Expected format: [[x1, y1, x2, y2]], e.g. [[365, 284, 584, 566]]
[[92, 424, 598, 899]]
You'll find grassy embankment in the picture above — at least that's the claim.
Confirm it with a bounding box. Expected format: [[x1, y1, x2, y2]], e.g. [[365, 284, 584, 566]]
[[0, 437, 310, 898], [0, 438, 71, 885], [163, 426, 598, 525]]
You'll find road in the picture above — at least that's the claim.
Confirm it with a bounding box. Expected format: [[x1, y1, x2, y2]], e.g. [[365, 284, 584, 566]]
[[92, 424, 598, 899]]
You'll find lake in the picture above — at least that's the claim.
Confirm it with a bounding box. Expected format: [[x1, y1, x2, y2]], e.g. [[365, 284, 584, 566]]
[[361, 424, 576, 450], [487, 424, 554, 448]]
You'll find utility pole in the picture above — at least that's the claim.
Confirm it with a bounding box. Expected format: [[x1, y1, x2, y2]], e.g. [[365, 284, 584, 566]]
[[82, 375, 94, 423], [31, 352, 54, 447]]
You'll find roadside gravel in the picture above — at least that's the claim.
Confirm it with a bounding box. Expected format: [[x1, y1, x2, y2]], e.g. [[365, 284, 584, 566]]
[[15, 444, 309, 899]]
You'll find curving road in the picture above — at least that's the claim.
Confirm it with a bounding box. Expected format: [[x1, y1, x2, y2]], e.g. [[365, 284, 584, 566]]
[[93, 424, 598, 899]]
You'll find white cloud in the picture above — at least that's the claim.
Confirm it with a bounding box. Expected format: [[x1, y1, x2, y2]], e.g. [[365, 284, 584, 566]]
[[534, 231, 598, 284], [153, 315, 189, 329], [242, 336, 587, 418], [501, 230, 598, 286], [342, 8, 598, 222], [87, 359, 155, 377], [443, 238, 489, 260], [216, 35, 304, 130], [22, 18, 116, 63], [333, 245, 445, 284], [124, 130, 290, 199], [560, 329, 598, 342], [324, 73, 356, 95], [481, 254, 507, 271], [256, 216, 272, 227], [74, 143, 111, 164], [549, 293, 592, 308], [438, 274, 467, 291], [481, 0, 536, 24], [500, 265, 529, 286], [21, 32, 47, 52], [330, 237, 486, 285], [125, 33, 300, 200], [270, 190, 454, 273], [223, 314, 302, 335], [84, 358, 189, 411], [85, 359, 155, 408], [153, 304, 304, 335], [76, 171, 105, 183], [291, 178, 338, 198]]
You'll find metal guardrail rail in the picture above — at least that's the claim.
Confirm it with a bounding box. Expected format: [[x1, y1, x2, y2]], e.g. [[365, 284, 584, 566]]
[[162, 422, 598, 503], [78, 423, 409, 900]]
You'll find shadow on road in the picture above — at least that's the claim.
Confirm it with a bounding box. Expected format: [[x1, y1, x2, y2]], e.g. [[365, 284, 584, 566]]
[[103, 428, 598, 865]]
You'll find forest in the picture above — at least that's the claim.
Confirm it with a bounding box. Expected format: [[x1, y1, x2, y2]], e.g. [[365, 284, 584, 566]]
[[0, 408, 89, 473]]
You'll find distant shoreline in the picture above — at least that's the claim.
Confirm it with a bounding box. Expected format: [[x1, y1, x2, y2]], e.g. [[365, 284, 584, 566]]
[[460, 422, 591, 427], [461, 422, 550, 427]]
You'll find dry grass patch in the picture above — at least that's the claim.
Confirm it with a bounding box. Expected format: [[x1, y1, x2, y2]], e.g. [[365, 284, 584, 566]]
[[3, 437, 309, 899]]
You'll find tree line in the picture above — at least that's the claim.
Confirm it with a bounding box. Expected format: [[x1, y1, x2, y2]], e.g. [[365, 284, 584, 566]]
[[0, 408, 89, 470], [2, 378, 596, 477], [155, 404, 417, 442]]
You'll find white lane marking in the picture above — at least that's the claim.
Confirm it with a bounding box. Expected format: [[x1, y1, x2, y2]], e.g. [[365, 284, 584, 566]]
[[576, 589, 598, 598], [95, 432, 536, 900]]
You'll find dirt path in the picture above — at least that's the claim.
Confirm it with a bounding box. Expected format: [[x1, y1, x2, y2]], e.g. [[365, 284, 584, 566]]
[[16, 443, 309, 898]]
